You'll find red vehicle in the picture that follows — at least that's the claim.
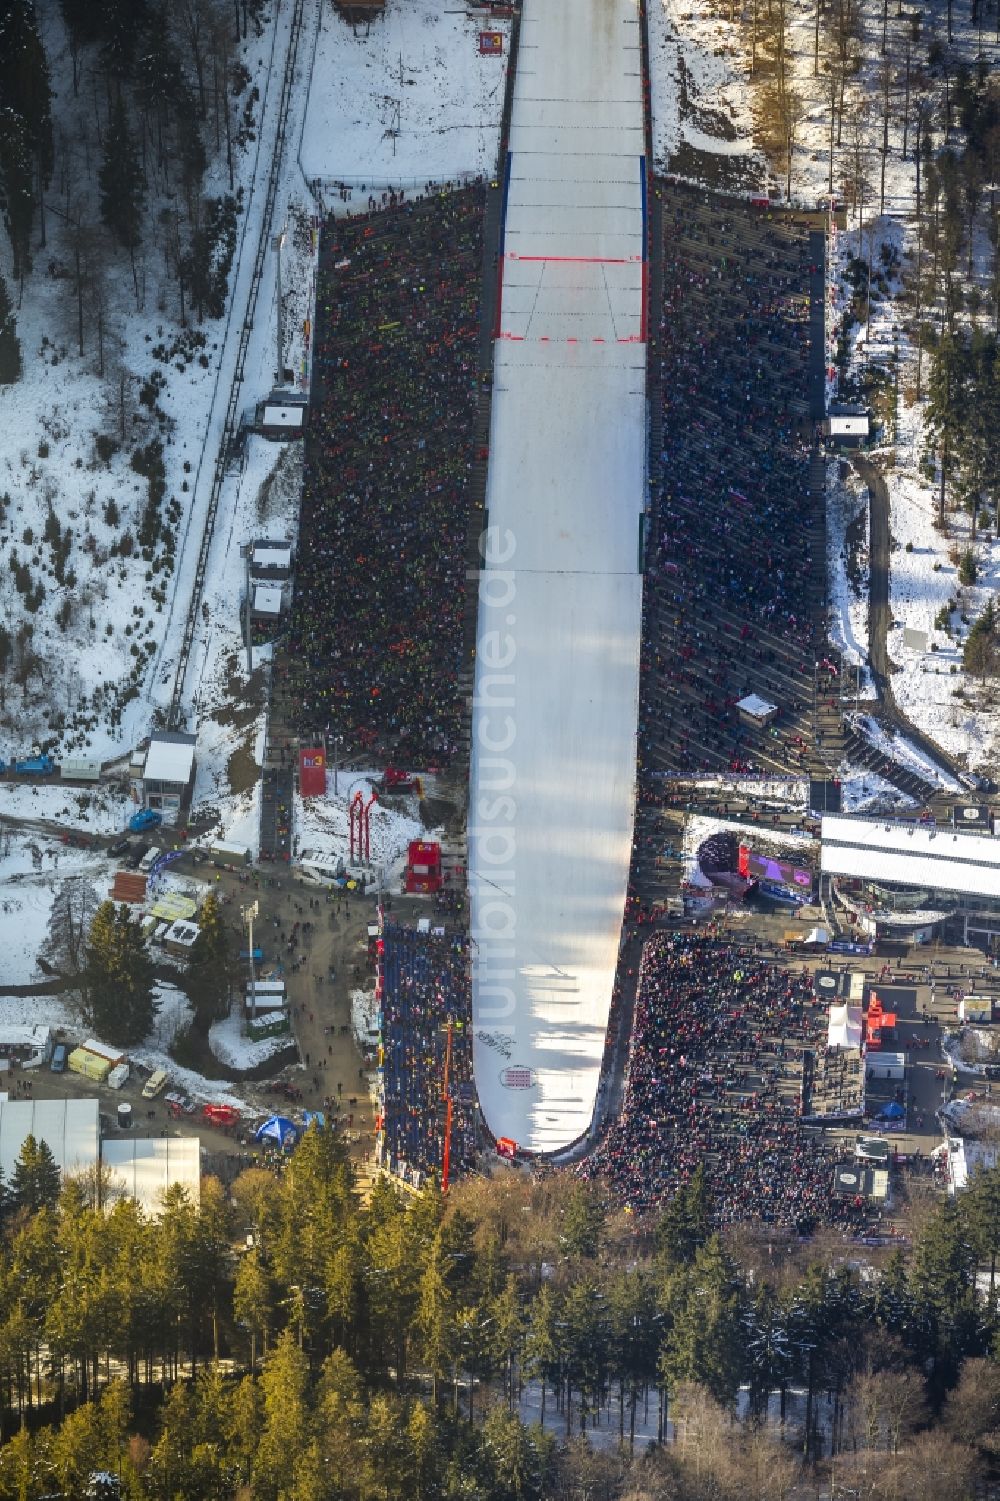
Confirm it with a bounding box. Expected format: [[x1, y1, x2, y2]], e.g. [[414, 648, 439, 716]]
[[202, 1103, 241, 1127], [865, 993, 897, 1050], [378, 766, 419, 793]]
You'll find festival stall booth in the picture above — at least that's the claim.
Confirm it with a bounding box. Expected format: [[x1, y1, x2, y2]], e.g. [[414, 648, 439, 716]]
[[736, 693, 778, 727], [255, 1115, 299, 1152], [827, 1003, 863, 1051]]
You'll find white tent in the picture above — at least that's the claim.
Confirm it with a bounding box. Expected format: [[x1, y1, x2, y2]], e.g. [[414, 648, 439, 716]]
[[102, 1136, 201, 1214], [827, 1003, 863, 1050], [0, 1098, 100, 1180]]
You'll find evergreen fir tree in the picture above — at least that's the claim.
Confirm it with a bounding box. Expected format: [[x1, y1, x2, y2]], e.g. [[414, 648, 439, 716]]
[[98, 93, 144, 251], [559, 1180, 605, 1259], [964, 598, 998, 680], [0, 0, 54, 184], [524, 1283, 560, 1425], [83, 901, 155, 1045], [0, 103, 34, 278], [11, 1133, 61, 1212], [97, 0, 148, 85], [0, 270, 19, 382], [659, 1235, 745, 1409], [187, 891, 231, 1024], [655, 1163, 713, 1267], [254, 1330, 311, 1501]]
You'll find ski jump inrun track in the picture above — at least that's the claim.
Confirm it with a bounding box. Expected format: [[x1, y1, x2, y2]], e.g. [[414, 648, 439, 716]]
[[469, 0, 647, 1155]]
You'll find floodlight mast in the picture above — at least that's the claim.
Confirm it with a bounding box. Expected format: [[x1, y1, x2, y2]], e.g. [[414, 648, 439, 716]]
[[242, 900, 259, 1021], [441, 1017, 454, 1195]]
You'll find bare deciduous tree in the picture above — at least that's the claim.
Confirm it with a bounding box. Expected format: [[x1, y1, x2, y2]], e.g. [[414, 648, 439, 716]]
[[44, 874, 100, 980]]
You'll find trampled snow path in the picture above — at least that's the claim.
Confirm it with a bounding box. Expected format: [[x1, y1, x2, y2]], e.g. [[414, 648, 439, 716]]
[[469, 0, 645, 1155]]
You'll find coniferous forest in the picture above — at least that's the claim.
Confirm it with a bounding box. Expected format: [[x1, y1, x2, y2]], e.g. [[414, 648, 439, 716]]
[[0, 1127, 995, 1500]]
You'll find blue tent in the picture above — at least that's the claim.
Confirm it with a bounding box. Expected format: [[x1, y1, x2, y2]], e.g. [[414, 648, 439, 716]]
[[255, 1115, 299, 1150], [875, 1101, 905, 1121]]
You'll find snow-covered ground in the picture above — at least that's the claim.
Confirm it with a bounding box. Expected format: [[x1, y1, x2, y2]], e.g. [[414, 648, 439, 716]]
[[838, 766, 916, 814], [0, 3, 299, 763], [885, 400, 1000, 773], [851, 714, 961, 793], [826, 208, 1000, 774], [300, 0, 510, 190], [826, 461, 871, 684], [209, 1006, 291, 1069], [0, 994, 78, 1033], [648, 0, 764, 187], [0, 781, 133, 836], [0, 836, 113, 985], [296, 772, 433, 883]]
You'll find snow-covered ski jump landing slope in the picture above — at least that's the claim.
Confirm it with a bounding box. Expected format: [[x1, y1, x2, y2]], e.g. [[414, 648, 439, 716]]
[[470, 0, 646, 1154]]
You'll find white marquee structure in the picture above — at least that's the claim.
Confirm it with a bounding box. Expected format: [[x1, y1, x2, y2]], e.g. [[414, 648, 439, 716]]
[[469, 0, 646, 1153]]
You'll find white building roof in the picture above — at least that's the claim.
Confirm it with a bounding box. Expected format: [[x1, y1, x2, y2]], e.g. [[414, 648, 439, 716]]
[[82, 1038, 126, 1065], [143, 734, 196, 785], [163, 920, 199, 948], [252, 544, 292, 570], [829, 414, 869, 436], [821, 814, 1000, 900], [937, 1136, 999, 1193], [0, 1098, 100, 1180], [0, 1025, 52, 1051], [261, 403, 305, 430], [737, 693, 778, 719], [102, 1136, 201, 1214], [253, 584, 284, 616]]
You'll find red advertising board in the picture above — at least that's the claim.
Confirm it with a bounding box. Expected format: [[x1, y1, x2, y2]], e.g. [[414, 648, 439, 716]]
[[479, 30, 503, 53], [299, 748, 327, 798]]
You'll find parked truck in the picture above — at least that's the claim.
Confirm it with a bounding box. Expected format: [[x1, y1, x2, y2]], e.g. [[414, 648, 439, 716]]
[[14, 754, 55, 775], [207, 842, 251, 868], [958, 995, 994, 1024], [59, 758, 101, 782]]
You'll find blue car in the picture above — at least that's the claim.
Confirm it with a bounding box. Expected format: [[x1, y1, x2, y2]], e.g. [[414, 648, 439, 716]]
[[128, 809, 163, 834]]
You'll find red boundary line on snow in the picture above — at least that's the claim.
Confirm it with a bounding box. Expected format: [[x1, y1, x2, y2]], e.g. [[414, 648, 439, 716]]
[[506, 253, 642, 265], [498, 247, 645, 344], [495, 255, 505, 339]]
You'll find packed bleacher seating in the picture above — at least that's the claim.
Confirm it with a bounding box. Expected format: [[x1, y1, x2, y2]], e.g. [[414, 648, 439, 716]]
[[284, 187, 485, 767], [641, 187, 824, 780], [378, 920, 476, 1185], [581, 933, 844, 1229], [630, 185, 833, 910]]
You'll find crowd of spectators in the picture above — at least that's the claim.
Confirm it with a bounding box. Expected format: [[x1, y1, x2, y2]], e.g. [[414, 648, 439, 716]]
[[581, 933, 841, 1230], [640, 187, 823, 786], [285, 188, 485, 766], [378, 920, 476, 1185]]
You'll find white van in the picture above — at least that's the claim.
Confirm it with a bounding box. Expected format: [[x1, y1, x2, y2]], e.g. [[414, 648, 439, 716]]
[[142, 1068, 169, 1099]]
